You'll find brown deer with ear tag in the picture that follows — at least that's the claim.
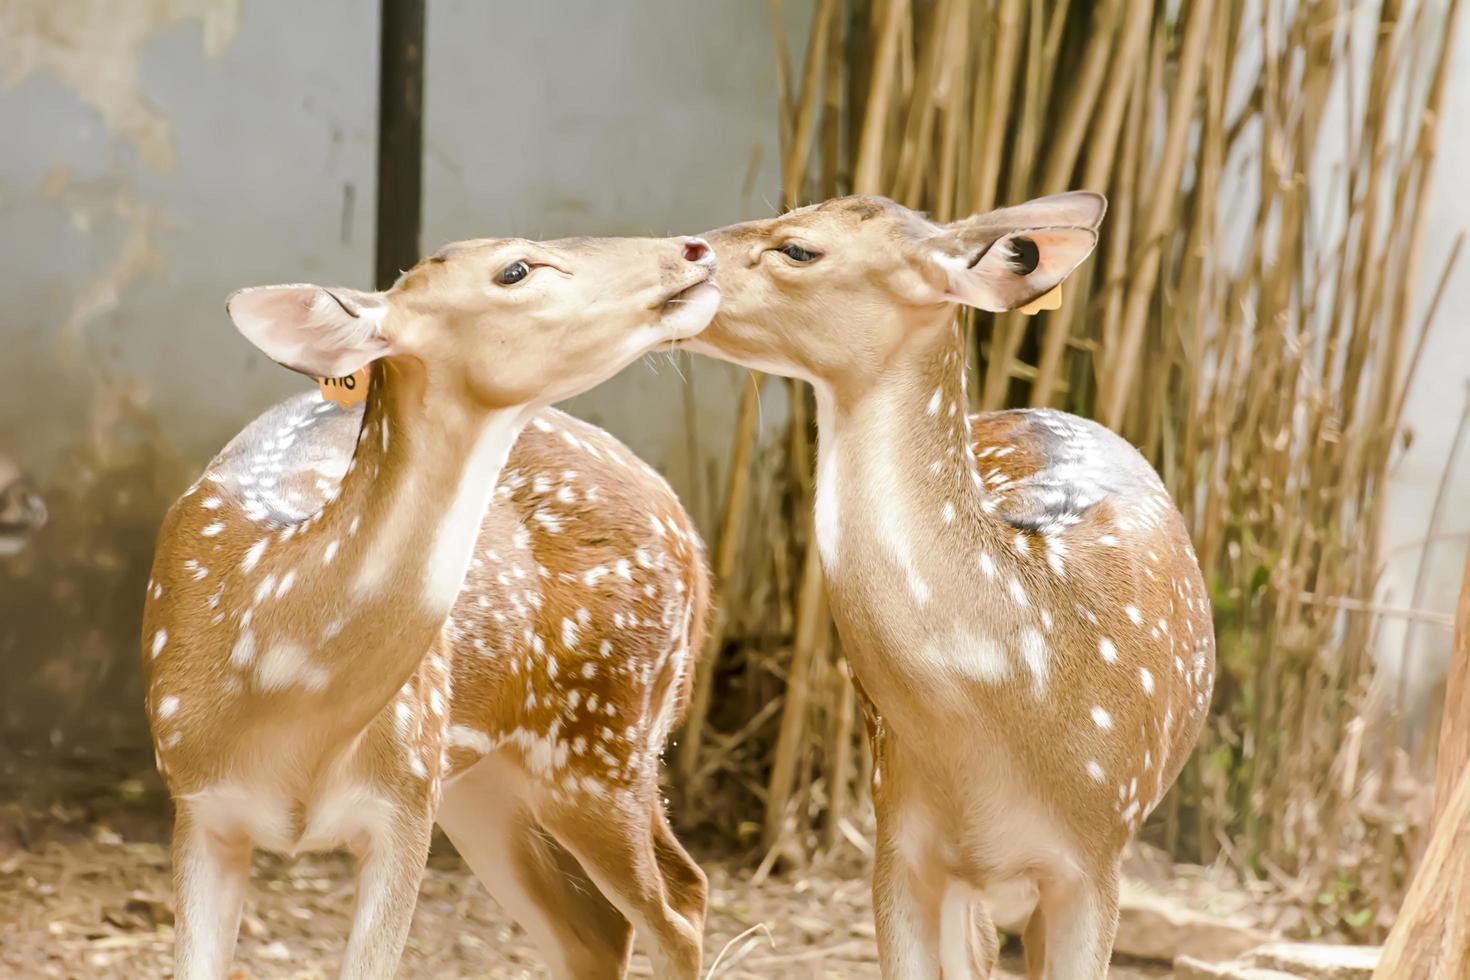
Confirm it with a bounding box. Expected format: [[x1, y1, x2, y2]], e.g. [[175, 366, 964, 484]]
[[688, 193, 1214, 979], [143, 234, 719, 979]]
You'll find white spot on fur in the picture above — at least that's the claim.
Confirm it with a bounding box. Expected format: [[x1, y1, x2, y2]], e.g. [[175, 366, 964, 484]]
[[158, 695, 179, 719], [241, 538, 268, 572], [1090, 706, 1112, 730], [1019, 628, 1048, 696], [256, 642, 329, 692], [150, 629, 168, 658], [230, 629, 257, 668], [1099, 637, 1118, 663]]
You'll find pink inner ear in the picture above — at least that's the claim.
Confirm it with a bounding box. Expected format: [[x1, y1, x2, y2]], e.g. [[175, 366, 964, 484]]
[[942, 226, 1099, 313], [1023, 228, 1098, 279]]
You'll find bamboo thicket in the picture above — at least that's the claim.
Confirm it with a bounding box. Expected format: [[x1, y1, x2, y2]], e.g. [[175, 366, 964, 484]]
[[671, 0, 1462, 940]]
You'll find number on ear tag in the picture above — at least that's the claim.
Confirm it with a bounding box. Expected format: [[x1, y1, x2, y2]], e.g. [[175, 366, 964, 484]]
[[317, 368, 369, 408], [1019, 285, 1063, 316]]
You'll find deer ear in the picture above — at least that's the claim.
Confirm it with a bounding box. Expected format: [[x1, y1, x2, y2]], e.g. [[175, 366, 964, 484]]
[[937, 227, 1099, 312], [226, 284, 392, 377], [929, 191, 1106, 312]]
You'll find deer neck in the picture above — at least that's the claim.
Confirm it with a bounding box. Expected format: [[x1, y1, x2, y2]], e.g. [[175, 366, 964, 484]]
[[812, 316, 1001, 625], [230, 359, 525, 729]]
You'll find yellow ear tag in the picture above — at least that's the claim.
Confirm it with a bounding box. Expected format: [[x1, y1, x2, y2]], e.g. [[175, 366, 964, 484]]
[[317, 368, 369, 408], [1019, 284, 1063, 316]]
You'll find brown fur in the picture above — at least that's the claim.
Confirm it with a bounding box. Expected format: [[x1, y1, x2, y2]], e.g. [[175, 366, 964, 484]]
[[690, 193, 1214, 980], [142, 233, 716, 979]]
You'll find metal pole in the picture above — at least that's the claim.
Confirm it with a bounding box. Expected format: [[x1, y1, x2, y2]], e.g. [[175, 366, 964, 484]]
[[375, 0, 426, 289]]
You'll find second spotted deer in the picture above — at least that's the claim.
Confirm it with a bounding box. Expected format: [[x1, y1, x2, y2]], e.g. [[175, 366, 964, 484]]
[[143, 234, 719, 978], [689, 194, 1215, 979]]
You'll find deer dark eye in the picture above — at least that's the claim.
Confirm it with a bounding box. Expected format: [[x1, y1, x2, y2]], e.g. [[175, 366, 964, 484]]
[[496, 261, 531, 286], [779, 243, 821, 263], [1006, 236, 1040, 275]]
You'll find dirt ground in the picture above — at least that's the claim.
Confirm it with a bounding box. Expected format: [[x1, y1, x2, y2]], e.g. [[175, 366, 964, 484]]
[[0, 749, 1171, 978], [1, 843, 1176, 979]]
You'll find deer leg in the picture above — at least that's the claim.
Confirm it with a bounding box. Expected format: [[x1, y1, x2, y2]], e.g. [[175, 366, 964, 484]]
[[872, 815, 945, 979], [438, 759, 632, 979], [171, 806, 252, 980], [539, 795, 703, 980], [339, 807, 433, 979], [972, 899, 1001, 976], [939, 881, 999, 979], [650, 806, 709, 937], [1022, 903, 1046, 980], [1023, 862, 1119, 980]]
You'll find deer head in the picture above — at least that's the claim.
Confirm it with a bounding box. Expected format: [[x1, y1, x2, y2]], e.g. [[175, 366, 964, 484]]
[[686, 193, 1103, 394], [228, 236, 720, 409]]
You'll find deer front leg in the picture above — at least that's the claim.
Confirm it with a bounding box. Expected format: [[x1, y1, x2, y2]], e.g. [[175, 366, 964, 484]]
[[339, 807, 433, 979], [872, 812, 945, 979], [1022, 858, 1120, 980], [172, 806, 252, 980]]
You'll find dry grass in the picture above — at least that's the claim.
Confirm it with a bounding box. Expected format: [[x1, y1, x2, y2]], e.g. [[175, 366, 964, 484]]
[[670, 0, 1463, 941]]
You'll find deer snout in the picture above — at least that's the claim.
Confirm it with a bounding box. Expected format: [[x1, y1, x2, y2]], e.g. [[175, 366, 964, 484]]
[[682, 237, 716, 269]]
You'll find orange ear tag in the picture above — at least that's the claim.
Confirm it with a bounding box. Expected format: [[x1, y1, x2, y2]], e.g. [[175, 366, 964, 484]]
[[317, 368, 369, 408], [1019, 284, 1063, 316]]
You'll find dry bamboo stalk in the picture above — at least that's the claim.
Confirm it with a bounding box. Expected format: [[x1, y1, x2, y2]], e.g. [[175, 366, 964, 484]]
[[1039, 0, 1119, 194], [970, 0, 1023, 213], [678, 373, 764, 786], [770, 0, 795, 159], [781, 0, 840, 206], [824, 652, 857, 850], [763, 534, 828, 849], [852, 0, 906, 195], [1028, 0, 1123, 407], [894, 0, 955, 207], [932, 0, 970, 223], [1099, 0, 1216, 429]]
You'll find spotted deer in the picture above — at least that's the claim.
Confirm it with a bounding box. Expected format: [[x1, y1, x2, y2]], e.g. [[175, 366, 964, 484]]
[[0, 452, 47, 555], [687, 193, 1215, 979], [143, 233, 719, 978]]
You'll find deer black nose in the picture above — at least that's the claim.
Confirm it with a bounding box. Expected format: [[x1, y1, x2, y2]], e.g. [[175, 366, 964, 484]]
[[682, 237, 715, 267]]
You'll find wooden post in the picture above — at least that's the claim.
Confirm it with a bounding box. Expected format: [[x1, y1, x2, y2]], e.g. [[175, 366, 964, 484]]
[[1373, 540, 1470, 978], [375, 0, 426, 290]]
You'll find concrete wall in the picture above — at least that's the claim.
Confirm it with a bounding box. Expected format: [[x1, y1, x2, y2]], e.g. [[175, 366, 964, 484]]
[[0, 0, 797, 486], [0, 0, 802, 742]]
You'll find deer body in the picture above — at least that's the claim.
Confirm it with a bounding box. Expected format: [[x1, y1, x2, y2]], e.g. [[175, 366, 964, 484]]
[[145, 234, 718, 979], [694, 193, 1215, 978], [814, 332, 1211, 976], [279, 391, 709, 976]]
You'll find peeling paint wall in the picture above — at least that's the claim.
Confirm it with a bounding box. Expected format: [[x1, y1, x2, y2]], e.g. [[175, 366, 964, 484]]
[[0, 0, 800, 747]]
